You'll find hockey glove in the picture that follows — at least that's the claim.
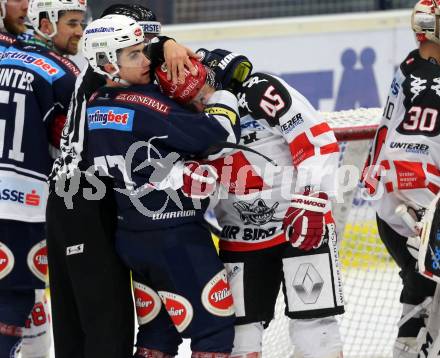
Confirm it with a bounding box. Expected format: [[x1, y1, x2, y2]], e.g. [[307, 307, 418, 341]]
[[144, 36, 175, 73], [283, 192, 329, 251], [196, 48, 253, 93], [182, 161, 218, 199]]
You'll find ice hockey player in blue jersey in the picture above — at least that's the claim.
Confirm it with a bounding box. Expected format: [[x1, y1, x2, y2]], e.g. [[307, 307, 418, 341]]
[[0, 0, 85, 357], [0, 0, 28, 36], [0, 0, 28, 60], [47, 5, 204, 358], [82, 14, 240, 358]]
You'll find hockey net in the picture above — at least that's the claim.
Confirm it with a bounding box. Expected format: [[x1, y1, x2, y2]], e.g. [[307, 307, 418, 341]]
[[262, 108, 403, 358]]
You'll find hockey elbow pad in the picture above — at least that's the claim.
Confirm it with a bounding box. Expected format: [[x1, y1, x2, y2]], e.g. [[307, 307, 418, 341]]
[[197, 48, 253, 93]]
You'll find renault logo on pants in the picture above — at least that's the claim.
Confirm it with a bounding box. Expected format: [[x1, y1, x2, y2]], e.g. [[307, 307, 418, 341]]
[[292, 263, 324, 304]]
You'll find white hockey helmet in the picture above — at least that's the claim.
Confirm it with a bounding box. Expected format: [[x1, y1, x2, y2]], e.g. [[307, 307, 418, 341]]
[[82, 14, 144, 80], [0, 0, 6, 19], [27, 0, 87, 39], [412, 0, 440, 45], [0, 0, 7, 32]]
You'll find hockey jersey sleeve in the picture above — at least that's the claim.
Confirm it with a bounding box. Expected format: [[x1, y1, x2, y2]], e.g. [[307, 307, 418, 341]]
[[129, 88, 241, 160], [86, 86, 240, 199], [237, 73, 339, 197], [361, 105, 391, 196], [361, 64, 407, 194]]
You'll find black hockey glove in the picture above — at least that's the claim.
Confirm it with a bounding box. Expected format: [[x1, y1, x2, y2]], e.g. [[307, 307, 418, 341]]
[[144, 35, 174, 73], [196, 48, 252, 94]]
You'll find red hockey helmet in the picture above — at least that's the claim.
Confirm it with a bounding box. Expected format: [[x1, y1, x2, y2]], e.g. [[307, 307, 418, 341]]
[[155, 58, 208, 104]]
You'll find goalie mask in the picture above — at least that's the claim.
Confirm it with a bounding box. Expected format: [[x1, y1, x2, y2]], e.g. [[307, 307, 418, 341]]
[[412, 0, 440, 45]]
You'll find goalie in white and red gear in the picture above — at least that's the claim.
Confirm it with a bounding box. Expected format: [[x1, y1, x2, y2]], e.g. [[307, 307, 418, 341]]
[[157, 49, 344, 358], [362, 1, 440, 356]]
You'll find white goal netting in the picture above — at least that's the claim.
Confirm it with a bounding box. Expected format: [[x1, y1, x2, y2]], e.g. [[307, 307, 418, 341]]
[[263, 108, 403, 358]]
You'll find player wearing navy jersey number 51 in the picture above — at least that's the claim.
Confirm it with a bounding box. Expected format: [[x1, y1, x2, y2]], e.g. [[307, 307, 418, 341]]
[[157, 48, 345, 358], [82, 15, 240, 358], [0, 0, 85, 357], [362, 1, 440, 357]]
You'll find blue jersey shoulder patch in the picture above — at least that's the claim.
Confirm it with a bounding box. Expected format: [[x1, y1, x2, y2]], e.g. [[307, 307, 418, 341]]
[[87, 106, 135, 132], [0, 47, 65, 82]]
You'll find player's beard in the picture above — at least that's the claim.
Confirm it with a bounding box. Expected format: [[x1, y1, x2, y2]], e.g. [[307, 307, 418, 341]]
[[56, 37, 80, 56], [3, 18, 26, 35]]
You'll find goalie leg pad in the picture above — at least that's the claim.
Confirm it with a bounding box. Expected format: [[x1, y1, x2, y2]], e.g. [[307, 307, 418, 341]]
[[289, 317, 343, 358], [393, 299, 433, 358], [393, 337, 419, 358], [397, 301, 431, 339], [231, 322, 264, 356], [418, 193, 440, 282], [418, 284, 440, 358]]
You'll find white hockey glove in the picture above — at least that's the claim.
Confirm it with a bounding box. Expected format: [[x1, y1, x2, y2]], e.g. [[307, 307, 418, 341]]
[[283, 191, 331, 251], [395, 204, 423, 260], [182, 161, 218, 199]]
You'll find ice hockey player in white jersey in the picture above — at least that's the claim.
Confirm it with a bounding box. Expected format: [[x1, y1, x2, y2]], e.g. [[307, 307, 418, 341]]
[[156, 49, 345, 358], [362, 1, 440, 356]]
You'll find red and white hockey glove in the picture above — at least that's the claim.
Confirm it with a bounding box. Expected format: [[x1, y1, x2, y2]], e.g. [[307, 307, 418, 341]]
[[283, 192, 329, 251], [182, 161, 218, 199]]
